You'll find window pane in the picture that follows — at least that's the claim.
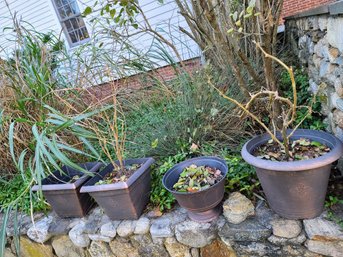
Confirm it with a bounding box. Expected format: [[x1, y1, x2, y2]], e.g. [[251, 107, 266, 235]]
[[69, 0, 80, 14], [69, 17, 79, 30], [76, 29, 82, 41], [55, 0, 63, 8], [81, 27, 89, 39], [64, 20, 73, 32], [54, 0, 89, 45], [57, 7, 67, 19], [77, 17, 85, 27], [63, 4, 74, 18], [77, 27, 89, 41], [61, 0, 69, 6], [69, 31, 78, 43]]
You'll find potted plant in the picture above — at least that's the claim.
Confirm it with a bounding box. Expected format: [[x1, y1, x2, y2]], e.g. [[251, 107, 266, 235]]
[[80, 87, 155, 220], [209, 43, 343, 219], [32, 162, 103, 218], [81, 157, 155, 220], [162, 156, 228, 222]]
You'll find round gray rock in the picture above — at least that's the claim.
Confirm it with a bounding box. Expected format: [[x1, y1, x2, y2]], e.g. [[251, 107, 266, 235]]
[[223, 192, 255, 224], [271, 218, 302, 239], [175, 220, 216, 248], [27, 216, 53, 243], [134, 217, 151, 235], [100, 221, 121, 238], [68, 221, 90, 248], [117, 220, 136, 237]]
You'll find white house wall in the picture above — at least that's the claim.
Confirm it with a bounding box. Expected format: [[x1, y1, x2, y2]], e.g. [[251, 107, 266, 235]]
[[0, 0, 201, 86], [0, 0, 63, 57]]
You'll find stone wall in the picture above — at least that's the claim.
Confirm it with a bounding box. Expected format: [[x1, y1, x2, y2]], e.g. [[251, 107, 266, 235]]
[[285, 1, 343, 172], [3, 192, 343, 257]]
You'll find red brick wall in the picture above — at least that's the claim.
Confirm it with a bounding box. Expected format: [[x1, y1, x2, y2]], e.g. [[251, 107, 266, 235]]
[[282, 0, 335, 18], [83, 58, 201, 103]]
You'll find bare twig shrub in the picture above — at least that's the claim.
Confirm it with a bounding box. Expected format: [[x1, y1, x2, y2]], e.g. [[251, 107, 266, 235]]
[[209, 43, 316, 158]]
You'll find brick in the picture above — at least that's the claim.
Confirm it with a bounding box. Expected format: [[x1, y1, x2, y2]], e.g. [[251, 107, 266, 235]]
[[81, 58, 201, 104], [282, 0, 334, 19]]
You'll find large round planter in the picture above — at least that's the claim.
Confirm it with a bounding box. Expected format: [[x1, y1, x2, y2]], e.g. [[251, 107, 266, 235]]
[[242, 129, 343, 219], [162, 156, 228, 222]]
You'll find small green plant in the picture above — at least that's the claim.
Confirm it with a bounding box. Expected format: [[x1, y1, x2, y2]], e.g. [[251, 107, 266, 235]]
[[173, 164, 223, 192], [150, 153, 187, 211], [0, 174, 49, 214], [280, 69, 325, 130], [325, 195, 343, 228], [224, 154, 260, 197]]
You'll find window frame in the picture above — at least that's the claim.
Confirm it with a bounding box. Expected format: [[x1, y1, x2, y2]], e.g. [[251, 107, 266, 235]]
[[51, 0, 90, 48]]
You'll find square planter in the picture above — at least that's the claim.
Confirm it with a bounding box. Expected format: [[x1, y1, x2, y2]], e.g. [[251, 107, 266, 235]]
[[80, 158, 155, 220], [32, 162, 103, 218]]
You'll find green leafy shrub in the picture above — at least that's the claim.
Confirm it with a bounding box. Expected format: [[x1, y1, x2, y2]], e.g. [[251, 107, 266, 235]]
[[280, 69, 325, 130], [150, 152, 187, 211], [224, 154, 260, 197], [124, 68, 248, 159], [0, 175, 49, 214], [325, 195, 343, 228]]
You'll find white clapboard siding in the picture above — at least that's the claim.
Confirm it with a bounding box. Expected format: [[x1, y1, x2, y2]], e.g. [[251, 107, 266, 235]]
[[0, 0, 63, 57], [0, 0, 201, 86], [79, 0, 200, 60]]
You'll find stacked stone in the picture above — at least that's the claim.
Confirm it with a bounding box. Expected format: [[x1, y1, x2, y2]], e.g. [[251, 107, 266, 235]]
[[3, 192, 343, 257], [287, 14, 343, 174]]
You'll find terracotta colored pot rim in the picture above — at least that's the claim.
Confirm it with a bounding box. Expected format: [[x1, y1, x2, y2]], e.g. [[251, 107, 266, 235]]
[[241, 129, 343, 171]]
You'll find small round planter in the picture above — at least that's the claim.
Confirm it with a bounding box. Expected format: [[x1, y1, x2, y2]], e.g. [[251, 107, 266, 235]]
[[242, 129, 343, 219], [162, 156, 228, 222]]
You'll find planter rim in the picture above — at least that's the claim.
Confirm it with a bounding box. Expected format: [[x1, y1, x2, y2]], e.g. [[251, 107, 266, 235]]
[[80, 157, 155, 193], [162, 156, 228, 195], [241, 129, 343, 171], [32, 162, 103, 191]]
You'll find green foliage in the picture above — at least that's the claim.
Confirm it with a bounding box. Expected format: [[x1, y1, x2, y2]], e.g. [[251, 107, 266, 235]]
[[224, 154, 260, 197], [173, 165, 222, 192], [150, 153, 187, 211], [84, 0, 139, 28], [325, 195, 343, 229], [325, 195, 343, 208], [0, 175, 49, 214], [228, 0, 260, 35], [280, 69, 325, 130], [0, 24, 114, 255], [124, 68, 247, 159]]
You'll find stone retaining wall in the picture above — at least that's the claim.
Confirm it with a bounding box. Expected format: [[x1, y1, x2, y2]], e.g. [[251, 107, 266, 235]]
[[286, 1, 343, 173], [3, 192, 343, 257]]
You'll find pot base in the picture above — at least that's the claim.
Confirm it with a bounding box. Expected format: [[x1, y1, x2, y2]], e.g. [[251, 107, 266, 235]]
[[187, 205, 222, 223]]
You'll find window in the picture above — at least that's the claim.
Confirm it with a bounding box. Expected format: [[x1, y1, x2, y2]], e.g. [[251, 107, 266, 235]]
[[52, 0, 90, 46]]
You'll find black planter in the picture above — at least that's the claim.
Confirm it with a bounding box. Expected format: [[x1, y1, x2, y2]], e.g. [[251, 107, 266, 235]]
[[80, 158, 155, 220], [242, 129, 343, 219], [162, 156, 228, 222], [32, 162, 103, 218]]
